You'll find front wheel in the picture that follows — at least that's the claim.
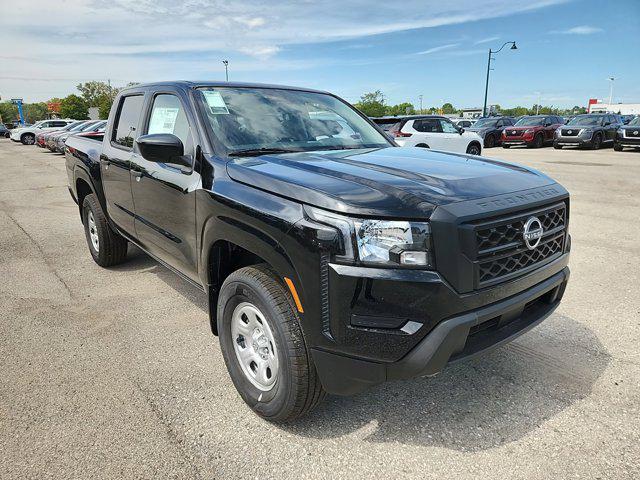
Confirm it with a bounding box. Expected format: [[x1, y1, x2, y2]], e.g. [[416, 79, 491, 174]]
[[82, 194, 128, 267], [590, 133, 602, 150], [217, 265, 325, 422], [466, 143, 481, 155], [530, 133, 544, 148], [21, 133, 35, 145], [484, 134, 496, 148], [554, 143, 563, 149], [613, 143, 623, 151]]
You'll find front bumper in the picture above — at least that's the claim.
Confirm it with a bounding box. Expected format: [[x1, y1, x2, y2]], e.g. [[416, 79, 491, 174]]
[[554, 136, 593, 146], [615, 136, 640, 147], [311, 255, 570, 395]]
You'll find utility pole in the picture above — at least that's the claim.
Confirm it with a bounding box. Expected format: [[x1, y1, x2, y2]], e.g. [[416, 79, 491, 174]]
[[222, 60, 229, 81], [418, 95, 423, 114], [482, 41, 517, 117], [535, 91, 541, 114]]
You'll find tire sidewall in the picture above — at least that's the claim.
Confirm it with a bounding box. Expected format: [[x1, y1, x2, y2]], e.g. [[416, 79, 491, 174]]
[[82, 198, 102, 263], [485, 134, 495, 148], [467, 143, 481, 155], [217, 275, 297, 419], [22, 133, 35, 145]]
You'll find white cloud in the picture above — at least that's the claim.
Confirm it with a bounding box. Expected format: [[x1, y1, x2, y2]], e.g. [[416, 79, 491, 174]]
[[474, 36, 500, 45], [550, 25, 604, 35], [415, 43, 459, 55], [0, 0, 569, 101]]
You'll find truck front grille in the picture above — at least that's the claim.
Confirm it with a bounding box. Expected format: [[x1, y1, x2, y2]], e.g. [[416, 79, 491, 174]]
[[470, 202, 567, 288], [505, 129, 522, 137], [561, 129, 580, 136], [625, 129, 640, 138]]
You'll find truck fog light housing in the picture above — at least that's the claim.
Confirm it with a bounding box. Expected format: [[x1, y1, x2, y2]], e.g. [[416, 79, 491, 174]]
[[399, 250, 429, 266]]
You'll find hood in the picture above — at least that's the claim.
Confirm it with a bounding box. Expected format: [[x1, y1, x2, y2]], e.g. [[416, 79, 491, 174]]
[[225, 147, 555, 218], [505, 125, 542, 132]]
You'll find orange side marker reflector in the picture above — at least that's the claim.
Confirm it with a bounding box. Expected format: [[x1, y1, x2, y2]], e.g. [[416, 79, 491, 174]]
[[284, 277, 304, 313]]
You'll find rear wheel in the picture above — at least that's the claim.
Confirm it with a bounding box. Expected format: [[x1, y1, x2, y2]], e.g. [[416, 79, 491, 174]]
[[21, 133, 35, 145], [466, 143, 481, 155], [82, 194, 128, 267], [217, 265, 325, 422]]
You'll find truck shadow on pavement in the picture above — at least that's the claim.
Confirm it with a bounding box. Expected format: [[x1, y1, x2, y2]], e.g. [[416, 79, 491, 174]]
[[283, 315, 610, 452], [115, 248, 609, 452]]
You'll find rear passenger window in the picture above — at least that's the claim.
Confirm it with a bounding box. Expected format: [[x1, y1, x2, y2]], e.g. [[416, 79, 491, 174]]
[[414, 119, 442, 133], [147, 94, 191, 149], [112, 95, 144, 149]]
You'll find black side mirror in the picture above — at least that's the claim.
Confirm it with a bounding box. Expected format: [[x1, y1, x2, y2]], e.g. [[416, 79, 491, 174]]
[[458, 127, 465, 134], [603, 121, 611, 126], [136, 133, 188, 166]]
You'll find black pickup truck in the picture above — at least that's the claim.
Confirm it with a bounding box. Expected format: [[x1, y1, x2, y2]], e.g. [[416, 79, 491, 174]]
[[65, 81, 571, 421]]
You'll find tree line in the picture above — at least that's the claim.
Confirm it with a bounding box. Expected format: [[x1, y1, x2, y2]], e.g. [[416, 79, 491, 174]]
[[353, 90, 587, 118], [0, 81, 137, 124]]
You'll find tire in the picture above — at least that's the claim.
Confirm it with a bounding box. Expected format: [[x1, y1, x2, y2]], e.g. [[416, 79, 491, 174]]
[[554, 143, 563, 149], [82, 194, 128, 267], [466, 143, 481, 155], [613, 143, 623, 151], [484, 134, 495, 148], [217, 265, 325, 422], [502, 144, 511, 149], [590, 133, 602, 150], [531, 134, 544, 149], [416, 143, 430, 148], [21, 133, 35, 145]]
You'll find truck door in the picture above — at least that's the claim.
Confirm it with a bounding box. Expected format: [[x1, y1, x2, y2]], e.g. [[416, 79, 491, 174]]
[[100, 94, 145, 237], [129, 91, 200, 281]]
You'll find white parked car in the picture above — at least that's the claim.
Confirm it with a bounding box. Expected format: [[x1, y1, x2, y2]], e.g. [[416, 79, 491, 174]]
[[391, 116, 483, 155], [10, 119, 76, 145], [453, 118, 476, 128]]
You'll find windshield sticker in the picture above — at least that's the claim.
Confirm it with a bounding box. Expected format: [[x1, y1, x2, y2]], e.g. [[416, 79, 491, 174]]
[[148, 107, 179, 134], [203, 90, 229, 115]]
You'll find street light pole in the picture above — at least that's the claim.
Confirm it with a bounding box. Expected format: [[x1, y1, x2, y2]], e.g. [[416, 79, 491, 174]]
[[418, 95, 423, 114], [222, 60, 229, 81], [608, 76, 615, 108], [482, 41, 517, 117]]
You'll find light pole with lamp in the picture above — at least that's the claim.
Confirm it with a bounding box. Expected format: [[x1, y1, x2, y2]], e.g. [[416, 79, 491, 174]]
[[608, 76, 615, 108], [222, 60, 229, 81], [482, 41, 517, 117]]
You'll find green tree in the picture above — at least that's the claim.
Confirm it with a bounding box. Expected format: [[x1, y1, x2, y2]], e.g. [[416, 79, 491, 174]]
[[385, 102, 415, 116], [23, 103, 49, 123], [97, 95, 114, 119], [60, 94, 89, 119], [354, 90, 386, 117], [0, 102, 19, 123], [441, 103, 456, 114], [76, 81, 118, 106]]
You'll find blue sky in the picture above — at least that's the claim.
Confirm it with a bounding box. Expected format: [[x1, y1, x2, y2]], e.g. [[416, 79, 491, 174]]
[[1, 0, 638, 108]]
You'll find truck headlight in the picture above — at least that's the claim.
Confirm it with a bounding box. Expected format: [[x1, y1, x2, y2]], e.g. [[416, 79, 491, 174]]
[[305, 207, 433, 268], [355, 220, 432, 267]]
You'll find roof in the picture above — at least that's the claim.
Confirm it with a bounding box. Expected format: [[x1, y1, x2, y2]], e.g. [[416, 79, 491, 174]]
[[120, 80, 329, 95]]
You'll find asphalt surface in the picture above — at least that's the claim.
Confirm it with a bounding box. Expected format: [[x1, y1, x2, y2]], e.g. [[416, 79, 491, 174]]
[[1, 138, 639, 479]]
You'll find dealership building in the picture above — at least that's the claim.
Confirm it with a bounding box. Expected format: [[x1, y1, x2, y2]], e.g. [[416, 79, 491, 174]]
[[588, 99, 640, 115]]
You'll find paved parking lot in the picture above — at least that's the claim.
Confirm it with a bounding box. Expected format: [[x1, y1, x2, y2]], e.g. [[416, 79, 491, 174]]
[[1, 138, 639, 479]]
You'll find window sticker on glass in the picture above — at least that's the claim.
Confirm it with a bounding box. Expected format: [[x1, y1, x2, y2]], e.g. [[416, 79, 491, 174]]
[[202, 90, 229, 114], [149, 107, 179, 134]]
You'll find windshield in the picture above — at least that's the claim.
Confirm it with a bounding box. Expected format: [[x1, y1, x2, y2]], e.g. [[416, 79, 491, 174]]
[[515, 116, 544, 126], [65, 121, 87, 132], [197, 87, 390, 154], [568, 115, 603, 126], [627, 116, 640, 126], [472, 118, 498, 128]]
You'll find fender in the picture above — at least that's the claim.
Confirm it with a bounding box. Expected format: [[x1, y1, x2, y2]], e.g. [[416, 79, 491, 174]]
[[196, 180, 308, 334]]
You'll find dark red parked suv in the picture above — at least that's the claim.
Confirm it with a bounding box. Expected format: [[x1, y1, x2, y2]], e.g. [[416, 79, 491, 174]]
[[502, 115, 564, 148]]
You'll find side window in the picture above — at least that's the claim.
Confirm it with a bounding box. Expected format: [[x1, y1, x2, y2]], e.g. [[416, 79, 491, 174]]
[[414, 119, 442, 133], [52, 121, 67, 127], [112, 95, 144, 149], [439, 119, 458, 133], [39, 122, 52, 128], [147, 94, 191, 150]]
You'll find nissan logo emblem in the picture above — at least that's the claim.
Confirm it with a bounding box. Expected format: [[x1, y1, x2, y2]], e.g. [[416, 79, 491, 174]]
[[634, 130, 639, 135], [523, 216, 544, 250], [512, 131, 517, 134], [567, 130, 572, 134]]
